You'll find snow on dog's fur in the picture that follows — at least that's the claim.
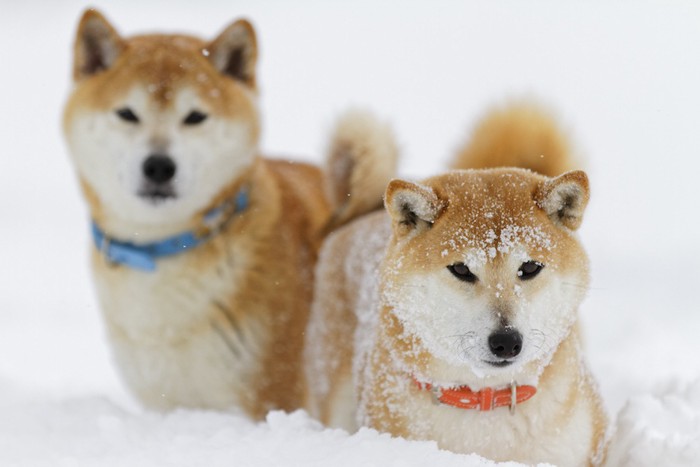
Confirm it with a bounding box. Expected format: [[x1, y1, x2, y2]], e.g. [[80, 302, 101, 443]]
[[63, 9, 396, 418], [305, 103, 607, 465]]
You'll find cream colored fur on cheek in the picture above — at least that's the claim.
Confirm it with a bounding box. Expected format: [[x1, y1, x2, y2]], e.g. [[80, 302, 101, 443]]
[[93, 245, 264, 410], [385, 264, 582, 386], [388, 271, 493, 368], [510, 272, 582, 362]]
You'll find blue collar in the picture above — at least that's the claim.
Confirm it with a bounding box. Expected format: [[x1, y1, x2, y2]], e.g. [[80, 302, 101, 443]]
[[91, 188, 249, 272]]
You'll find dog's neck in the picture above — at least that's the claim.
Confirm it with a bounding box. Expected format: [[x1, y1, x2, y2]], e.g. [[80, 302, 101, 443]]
[[399, 324, 585, 415], [91, 185, 249, 272]]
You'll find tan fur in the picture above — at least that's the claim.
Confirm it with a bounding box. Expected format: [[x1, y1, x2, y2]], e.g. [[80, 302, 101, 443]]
[[323, 109, 398, 231], [63, 10, 391, 418], [306, 106, 607, 464], [452, 101, 578, 176]]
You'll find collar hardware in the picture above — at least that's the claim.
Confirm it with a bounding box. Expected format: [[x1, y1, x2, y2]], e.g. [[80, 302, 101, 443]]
[[413, 378, 536, 415]]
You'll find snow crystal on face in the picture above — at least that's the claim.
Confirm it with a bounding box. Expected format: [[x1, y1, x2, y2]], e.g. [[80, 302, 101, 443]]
[[466, 247, 489, 268], [384, 269, 495, 374], [441, 223, 554, 268], [487, 246, 497, 259], [513, 284, 523, 297], [498, 225, 553, 255], [485, 229, 498, 244], [494, 283, 504, 299], [382, 225, 585, 389]]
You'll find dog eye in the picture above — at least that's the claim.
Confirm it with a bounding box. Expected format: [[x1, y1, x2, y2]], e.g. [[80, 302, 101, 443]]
[[115, 107, 139, 123], [183, 110, 208, 125], [447, 263, 478, 283], [518, 261, 544, 280]]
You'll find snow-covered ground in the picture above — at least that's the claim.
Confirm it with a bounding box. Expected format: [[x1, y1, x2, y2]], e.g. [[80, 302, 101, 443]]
[[1, 1, 699, 465]]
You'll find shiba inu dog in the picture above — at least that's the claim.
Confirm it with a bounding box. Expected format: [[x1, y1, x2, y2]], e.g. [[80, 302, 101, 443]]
[[63, 9, 396, 418], [305, 103, 607, 465]]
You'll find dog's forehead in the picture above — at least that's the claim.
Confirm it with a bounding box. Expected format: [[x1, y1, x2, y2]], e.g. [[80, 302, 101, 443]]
[[118, 36, 211, 102], [84, 34, 239, 112], [433, 169, 555, 259]]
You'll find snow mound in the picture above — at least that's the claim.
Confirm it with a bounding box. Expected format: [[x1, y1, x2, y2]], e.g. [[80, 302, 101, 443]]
[[0, 381, 537, 467], [606, 379, 700, 467]]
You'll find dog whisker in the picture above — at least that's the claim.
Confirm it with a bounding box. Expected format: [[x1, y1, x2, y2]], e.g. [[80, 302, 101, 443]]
[[528, 327, 563, 357], [562, 281, 605, 292], [442, 331, 478, 361], [527, 329, 547, 353], [562, 281, 587, 289], [444, 331, 477, 339]]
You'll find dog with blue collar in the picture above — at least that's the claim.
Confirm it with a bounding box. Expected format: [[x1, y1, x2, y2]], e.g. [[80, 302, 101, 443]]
[[63, 8, 397, 421]]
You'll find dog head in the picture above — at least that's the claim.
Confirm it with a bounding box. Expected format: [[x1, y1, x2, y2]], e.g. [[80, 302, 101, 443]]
[[63, 10, 260, 236], [381, 168, 590, 387]]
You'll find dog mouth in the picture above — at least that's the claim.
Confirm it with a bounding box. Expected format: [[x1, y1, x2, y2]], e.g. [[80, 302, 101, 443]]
[[138, 185, 178, 204], [483, 359, 514, 368]]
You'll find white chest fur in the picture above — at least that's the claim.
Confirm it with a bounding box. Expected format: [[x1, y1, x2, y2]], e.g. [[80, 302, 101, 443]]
[[397, 376, 595, 465], [91, 240, 263, 410]]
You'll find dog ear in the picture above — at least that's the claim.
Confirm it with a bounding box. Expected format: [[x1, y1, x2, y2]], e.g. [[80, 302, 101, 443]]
[[73, 9, 124, 81], [207, 19, 258, 87], [535, 170, 590, 230], [385, 179, 444, 237]]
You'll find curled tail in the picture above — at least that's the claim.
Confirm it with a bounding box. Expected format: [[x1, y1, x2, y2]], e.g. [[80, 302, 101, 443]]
[[451, 101, 578, 177], [323, 109, 398, 232]]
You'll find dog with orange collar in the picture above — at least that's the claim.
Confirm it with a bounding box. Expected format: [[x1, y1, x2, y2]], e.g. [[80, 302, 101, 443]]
[[304, 103, 608, 465]]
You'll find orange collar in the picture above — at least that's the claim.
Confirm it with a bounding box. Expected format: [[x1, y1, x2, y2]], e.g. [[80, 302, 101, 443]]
[[413, 378, 536, 414]]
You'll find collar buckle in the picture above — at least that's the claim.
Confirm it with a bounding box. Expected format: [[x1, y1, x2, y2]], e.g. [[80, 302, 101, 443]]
[[509, 381, 517, 416], [429, 385, 443, 406], [99, 234, 116, 268]]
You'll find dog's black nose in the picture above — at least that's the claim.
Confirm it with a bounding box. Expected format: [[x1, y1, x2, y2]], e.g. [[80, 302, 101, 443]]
[[143, 155, 176, 184], [488, 328, 523, 359]]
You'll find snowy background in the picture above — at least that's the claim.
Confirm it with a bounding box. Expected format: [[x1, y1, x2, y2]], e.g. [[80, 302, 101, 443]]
[[1, 1, 700, 465]]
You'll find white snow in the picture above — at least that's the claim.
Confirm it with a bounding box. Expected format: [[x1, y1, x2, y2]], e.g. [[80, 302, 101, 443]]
[[605, 380, 700, 466], [1, 0, 700, 465], [0, 381, 533, 467]]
